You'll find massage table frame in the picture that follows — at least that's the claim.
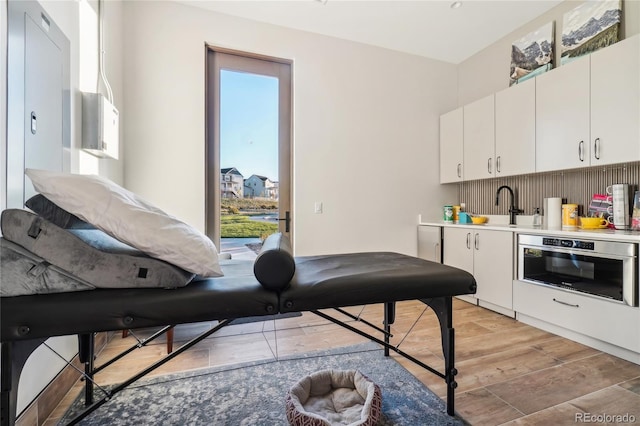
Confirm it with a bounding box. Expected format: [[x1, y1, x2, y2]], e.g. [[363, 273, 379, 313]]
[[1, 251, 475, 426], [1, 297, 457, 426]]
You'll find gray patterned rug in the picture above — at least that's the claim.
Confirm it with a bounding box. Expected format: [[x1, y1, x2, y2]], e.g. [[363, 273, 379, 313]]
[[61, 342, 467, 425]]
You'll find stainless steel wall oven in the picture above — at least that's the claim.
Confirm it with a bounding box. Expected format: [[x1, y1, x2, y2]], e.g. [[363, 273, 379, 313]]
[[518, 235, 638, 306]]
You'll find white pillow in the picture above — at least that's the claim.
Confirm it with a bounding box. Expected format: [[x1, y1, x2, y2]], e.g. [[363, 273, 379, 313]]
[[25, 169, 223, 277]]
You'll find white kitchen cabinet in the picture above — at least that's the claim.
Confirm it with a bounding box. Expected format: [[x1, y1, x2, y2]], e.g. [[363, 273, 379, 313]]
[[536, 35, 640, 172], [514, 280, 640, 354], [463, 94, 495, 180], [439, 107, 464, 183], [590, 35, 640, 165], [443, 227, 513, 314], [495, 78, 536, 176], [417, 225, 442, 263], [535, 56, 590, 172]]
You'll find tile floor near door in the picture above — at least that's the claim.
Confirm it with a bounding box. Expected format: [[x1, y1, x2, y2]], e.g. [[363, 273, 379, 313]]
[[45, 299, 640, 426]]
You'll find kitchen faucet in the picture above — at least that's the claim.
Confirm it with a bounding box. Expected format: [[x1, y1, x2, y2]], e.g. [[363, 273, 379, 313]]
[[495, 185, 523, 225]]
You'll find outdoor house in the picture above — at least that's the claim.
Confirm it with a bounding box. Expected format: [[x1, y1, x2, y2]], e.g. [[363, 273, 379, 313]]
[[220, 167, 244, 198], [244, 174, 278, 200]]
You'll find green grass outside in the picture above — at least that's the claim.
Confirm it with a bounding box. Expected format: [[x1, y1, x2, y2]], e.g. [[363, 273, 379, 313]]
[[220, 214, 277, 238]]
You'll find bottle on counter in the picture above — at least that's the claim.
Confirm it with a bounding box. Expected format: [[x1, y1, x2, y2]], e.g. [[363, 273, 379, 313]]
[[533, 207, 541, 227]]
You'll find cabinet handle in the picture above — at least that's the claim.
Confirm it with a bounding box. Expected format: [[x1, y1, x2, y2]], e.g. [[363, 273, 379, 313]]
[[487, 158, 492, 174], [553, 298, 579, 308], [435, 243, 441, 263], [466, 233, 471, 250], [594, 138, 600, 160], [496, 156, 501, 173], [457, 163, 462, 178], [578, 141, 584, 162], [474, 233, 479, 250]]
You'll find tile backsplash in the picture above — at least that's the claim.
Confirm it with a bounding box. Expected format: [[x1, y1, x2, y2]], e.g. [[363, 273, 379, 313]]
[[458, 162, 640, 217]]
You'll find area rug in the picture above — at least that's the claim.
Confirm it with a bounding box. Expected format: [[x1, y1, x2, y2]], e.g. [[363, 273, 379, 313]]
[[61, 342, 467, 425]]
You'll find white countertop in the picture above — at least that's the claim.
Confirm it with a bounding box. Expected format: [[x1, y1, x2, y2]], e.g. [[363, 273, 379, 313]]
[[418, 214, 640, 243]]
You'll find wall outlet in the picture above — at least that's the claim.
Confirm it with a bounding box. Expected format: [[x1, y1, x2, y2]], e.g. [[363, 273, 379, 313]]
[[314, 202, 323, 214]]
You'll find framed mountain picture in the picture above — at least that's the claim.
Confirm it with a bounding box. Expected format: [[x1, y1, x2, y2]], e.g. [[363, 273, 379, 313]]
[[561, 0, 622, 65], [509, 22, 554, 86]]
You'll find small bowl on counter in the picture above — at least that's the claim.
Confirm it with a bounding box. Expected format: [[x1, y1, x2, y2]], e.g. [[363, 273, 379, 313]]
[[470, 215, 489, 225]]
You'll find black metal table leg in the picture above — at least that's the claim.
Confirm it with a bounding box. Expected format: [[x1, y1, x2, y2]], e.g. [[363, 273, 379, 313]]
[[1, 339, 46, 426]]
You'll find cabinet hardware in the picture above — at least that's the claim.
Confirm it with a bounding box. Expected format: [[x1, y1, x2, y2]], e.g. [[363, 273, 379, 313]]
[[487, 158, 492, 174], [594, 138, 600, 160], [578, 141, 584, 162], [474, 233, 479, 250], [496, 156, 501, 173], [466, 233, 471, 250], [457, 163, 462, 178], [435, 243, 441, 263], [553, 298, 579, 308]]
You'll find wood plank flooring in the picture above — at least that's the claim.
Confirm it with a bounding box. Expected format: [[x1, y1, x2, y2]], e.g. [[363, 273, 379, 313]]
[[43, 299, 640, 425]]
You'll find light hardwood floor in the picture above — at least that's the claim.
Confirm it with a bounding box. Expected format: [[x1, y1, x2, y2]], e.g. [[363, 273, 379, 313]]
[[44, 299, 640, 425]]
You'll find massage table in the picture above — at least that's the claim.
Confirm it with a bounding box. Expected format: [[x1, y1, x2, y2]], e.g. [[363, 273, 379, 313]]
[[0, 208, 477, 426]]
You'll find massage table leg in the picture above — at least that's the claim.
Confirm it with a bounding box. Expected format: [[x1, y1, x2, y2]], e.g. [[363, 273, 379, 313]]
[[312, 297, 459, 416], [1, 339, 46, 426], [421, 297, 457, 416], [383, 302, 395, 356]]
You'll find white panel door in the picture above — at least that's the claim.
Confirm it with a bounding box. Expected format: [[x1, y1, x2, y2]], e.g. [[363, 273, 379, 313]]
[[495, 78, 536, 177], [590, 35, 640, 165], [536, 56, 590, 172], [463, 94, 495, 180], [473, 230, 513, 310], [439, 107, 464, 183]]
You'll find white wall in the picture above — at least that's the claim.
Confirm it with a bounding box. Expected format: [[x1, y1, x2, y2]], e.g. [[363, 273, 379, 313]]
[[122, 1, 458, 256], [458, 0, 640, 105], [2, 0, 125, 413]]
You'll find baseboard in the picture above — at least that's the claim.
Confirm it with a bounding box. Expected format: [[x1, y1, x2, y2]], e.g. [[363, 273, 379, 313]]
[[15, 332, 110, 426]]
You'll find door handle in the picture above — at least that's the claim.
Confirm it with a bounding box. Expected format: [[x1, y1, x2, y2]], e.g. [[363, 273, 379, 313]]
[[474, 233, 479, 250], [457, 163, 462, 178], [594, 138, 600, 160], [553, 298, 579, 308], [578, 141, 584, 162], [487, 158, 492, 174], [466, 233, 471, 250], [278, 211, 290, 233]]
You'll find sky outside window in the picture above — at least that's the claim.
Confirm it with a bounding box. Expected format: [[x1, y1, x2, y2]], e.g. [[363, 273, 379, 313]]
[[220, 70, 279, 181]]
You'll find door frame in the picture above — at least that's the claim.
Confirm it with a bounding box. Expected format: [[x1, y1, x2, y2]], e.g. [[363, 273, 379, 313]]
[[205, 45, 293, 250]]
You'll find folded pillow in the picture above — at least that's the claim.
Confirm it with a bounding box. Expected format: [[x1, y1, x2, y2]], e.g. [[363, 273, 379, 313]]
[[253, 232, 295, 291], [25, 168, 223, 277], [25, 194, 94, 229]]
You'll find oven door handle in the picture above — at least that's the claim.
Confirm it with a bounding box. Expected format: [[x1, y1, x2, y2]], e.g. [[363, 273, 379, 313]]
[[518, 244, 632, 261], [553, 298, 579, 308]]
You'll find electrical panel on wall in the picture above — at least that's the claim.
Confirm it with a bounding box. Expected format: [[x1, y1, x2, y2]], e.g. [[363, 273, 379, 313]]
[[82, 92, 119, 159]]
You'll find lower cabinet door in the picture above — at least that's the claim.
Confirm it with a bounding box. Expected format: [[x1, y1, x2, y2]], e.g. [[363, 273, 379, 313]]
[[514, 280, 640, 352]]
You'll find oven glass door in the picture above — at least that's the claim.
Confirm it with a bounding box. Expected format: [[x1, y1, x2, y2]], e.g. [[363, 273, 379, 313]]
[[521, 247, 624, 302]]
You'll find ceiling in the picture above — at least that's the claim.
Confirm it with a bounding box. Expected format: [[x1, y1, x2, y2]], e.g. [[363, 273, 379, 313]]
[[177, 0, 564, 64]]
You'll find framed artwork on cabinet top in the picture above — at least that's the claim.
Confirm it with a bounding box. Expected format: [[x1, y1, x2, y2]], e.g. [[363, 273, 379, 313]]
[[561, 0, 622, 65], [509, 21, 554, 86]]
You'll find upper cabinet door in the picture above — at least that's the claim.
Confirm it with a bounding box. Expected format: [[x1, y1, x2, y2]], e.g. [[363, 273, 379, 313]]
[[463, 94, 495, 180], [590, 35, 640, 165], [535, 56, 590, 172], [440, 107, 464, 183], [495, 78, 536, 177]]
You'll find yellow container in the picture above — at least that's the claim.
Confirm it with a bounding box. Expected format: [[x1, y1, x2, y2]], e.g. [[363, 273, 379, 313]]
[[452, 205, 461, 223], [562, 204, 579, 229]]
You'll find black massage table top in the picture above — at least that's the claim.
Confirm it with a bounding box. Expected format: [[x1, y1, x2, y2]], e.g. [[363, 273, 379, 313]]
[[282, 252, 476, 312], [1, 253, 476, 342]]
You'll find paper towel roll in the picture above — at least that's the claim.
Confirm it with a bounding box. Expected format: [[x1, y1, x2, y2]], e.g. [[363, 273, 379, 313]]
[[545, 197, 562, 229]]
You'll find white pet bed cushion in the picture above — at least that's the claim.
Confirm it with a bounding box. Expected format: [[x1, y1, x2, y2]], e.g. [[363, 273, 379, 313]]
[[286, 369, 382, 426]]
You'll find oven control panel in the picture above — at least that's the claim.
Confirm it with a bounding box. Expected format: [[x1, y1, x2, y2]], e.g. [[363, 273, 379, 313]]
[[542, 238, 595, 250]]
